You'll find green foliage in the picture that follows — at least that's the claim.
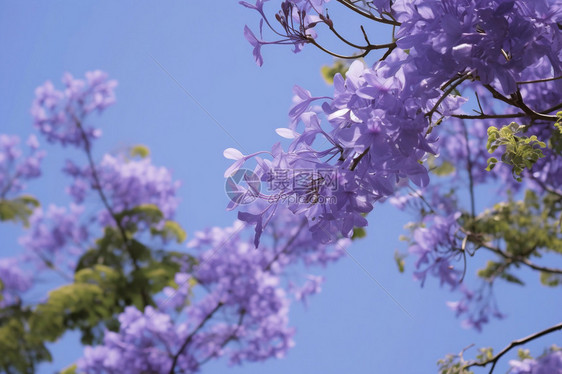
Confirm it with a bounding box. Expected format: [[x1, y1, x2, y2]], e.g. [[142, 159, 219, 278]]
[[517, 348, 533, 360], [129, 144, 150, 158], [540, 271, 562, 287], [115, 203, 164, 231], [320, 60, 348, 85], [550, 112, 562, 154], [485, 122, 546, 182], [475, 347, 494, 362], [554, 111, 562, 133], [351, 226, 366, 240], [437, 352, 474, 374], [470, 190, 562, 285], [29, 265, 122, 344], [76, 231, 195, 312], [427, 154, 456, 176], [0, 308, 52, 374], [151, 220, 188, 243], [476, 260, 523, 285], [0, 195, 39, 226], [394, 250, 406, 273], [474, 190, 562, 256], [59, 364, 78, 374]]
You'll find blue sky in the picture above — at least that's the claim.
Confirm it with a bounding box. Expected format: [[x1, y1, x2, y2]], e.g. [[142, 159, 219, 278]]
[[0, 1, 560, 373]]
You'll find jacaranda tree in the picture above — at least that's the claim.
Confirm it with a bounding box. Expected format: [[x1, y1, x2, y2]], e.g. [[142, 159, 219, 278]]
[[0, 0, 561, 373]]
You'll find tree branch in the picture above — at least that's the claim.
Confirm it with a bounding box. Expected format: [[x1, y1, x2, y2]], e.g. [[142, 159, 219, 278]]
[[336, 0, 401, 25], [517, 75, 562, 85], [451, 112, 527, 120], [168, 301, 224, 374], [476, 242, 562, 275], [464, 321, 562, 373], [76, 120, 152, 308], [483, 85, 558, 122], [426, 74, 471, 121], [196, 309, 247, 367]]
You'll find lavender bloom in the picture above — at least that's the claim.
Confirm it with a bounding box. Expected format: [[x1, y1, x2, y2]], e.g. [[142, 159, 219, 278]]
[[226, 56, 464, 245], [289, 275, 324, 307], [0, 257, 32, 307], [241, 0, 332, 64], [18, 204, 89, 272], [79, 206, 349, 373], [409, 212, 463, 289], [509, 349, 562, 374], [31, 71, 117, 147], [446, 285, 505, 332], [0, 134, 45, 198], [65, 154, 180, 226]]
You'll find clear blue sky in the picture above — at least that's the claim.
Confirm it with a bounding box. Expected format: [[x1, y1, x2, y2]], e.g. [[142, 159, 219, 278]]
[[0, 1, 560, 373]]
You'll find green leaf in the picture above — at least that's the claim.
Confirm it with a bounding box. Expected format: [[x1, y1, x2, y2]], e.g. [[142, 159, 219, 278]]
[[499, 272, 524, 286], [150, 220, 187, 243], [394, 250, 406, 273], [320, 60, 348, 85], [0, 195, 40, 226], [29, 265, 122, 344], [517, 349, 533, 360], [59, 364, 78, 374], [540, 272, 562, 287], [129, 144, 150, 158], [0, 309, 52, 374], [115, 204, 164, 227], [485, 122, 546, 181], [351, 226, 366, 240]]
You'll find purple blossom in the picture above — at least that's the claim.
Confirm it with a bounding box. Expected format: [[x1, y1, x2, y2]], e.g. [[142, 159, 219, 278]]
[[18, 203, 89, 272], [65, 154, 181, 226], [240, 0, 332, 64], [0, 257, 32, 307], [0, 134, 45, 198], [79, 206, 349, 373], [227, 57, 458, 246], [289, 275, 324, 307], [409, 212, 463, 289], [31, 71, 117, 147], [446, 285, 505, 332], [509, 349, 562, 374]]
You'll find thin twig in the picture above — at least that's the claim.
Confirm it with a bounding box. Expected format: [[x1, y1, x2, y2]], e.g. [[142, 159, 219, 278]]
[[426, 74, 471, 121], [451, 113, 526, 120], [336, 0, 401, 25], [517, 75, 562, 85], [464, 321, 562, 373], [76, 120, 152, 308], [168, 301, 224, 374], [478, 242, 562, 275]]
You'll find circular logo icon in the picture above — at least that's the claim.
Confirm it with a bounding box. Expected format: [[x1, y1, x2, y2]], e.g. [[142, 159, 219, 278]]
[[225, 168, 261, 205]]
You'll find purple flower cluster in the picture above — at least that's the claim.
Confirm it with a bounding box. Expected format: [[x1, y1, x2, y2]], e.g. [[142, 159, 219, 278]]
[[78, 206, 349, 373], [446, 285, 505, 332], [509, 349, 562, 374], [408, 212, 463, 289], [394, 0, 560, 95], [0, 257, 32, 307], [238, 1, 562, 339], [31, 71, 117, 147], [226, 55, 465, 246], [0, 134, 44, 198], [241, 0, 331, 65], [64, 154, 181, 226], [18, 204, 89, 272]]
